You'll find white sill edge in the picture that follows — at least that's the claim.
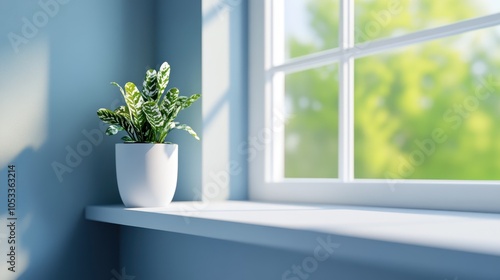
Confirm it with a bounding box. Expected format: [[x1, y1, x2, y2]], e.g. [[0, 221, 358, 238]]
[[85, 201, 500, 276]]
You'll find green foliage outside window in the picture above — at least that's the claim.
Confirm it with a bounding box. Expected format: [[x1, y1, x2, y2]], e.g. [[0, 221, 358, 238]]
[[284, 0, 500, 180]]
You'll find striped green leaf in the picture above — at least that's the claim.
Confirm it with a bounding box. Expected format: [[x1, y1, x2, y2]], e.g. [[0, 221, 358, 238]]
[[121, 136, 134, 142], [97, 108, 121, 125], [114, 105, 129, 116], [182, 93, 201, 109], [165, 121, 177, 132], [158, 121, 177, 142], [177, 96, 187, 104], [124, 82, 145, 127], [160, 88, 180, 115], [175, 124, 200, 140], [97, 108, 137, 140], [157, 62, 170, 96], [166, 87, 179, 102], [143, 128, 155, 142], [162, 104, 182, 128], [105, 125, 123, 136], [143, 101, 164, 129], [142, 69, 158, 100]]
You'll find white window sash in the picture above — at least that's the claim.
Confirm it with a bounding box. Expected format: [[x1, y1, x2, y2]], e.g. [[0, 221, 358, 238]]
[[249, 0, 500, 213]]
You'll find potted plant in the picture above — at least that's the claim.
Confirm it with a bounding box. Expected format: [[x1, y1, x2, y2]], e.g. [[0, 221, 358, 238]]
[[97, 61, 200, 207]]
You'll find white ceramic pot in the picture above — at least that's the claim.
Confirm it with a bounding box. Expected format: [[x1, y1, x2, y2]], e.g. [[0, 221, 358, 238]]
[[115, 143, 178, 207]]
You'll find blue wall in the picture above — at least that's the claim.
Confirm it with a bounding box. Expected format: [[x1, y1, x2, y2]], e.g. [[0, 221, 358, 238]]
[[0, 0, 155, 279], [154, 0, 203, 201]]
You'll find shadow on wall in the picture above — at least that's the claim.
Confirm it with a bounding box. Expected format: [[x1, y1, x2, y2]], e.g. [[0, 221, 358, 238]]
[[154, 0, 205, 202], [0, 0, 157, 279]]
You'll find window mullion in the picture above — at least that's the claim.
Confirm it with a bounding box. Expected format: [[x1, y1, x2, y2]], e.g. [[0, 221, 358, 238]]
[[270, 0, 285, 181], [338, 0, 354, 182]]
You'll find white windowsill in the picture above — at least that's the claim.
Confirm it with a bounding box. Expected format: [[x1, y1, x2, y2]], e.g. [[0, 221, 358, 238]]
[[85, 201, 500, 277]]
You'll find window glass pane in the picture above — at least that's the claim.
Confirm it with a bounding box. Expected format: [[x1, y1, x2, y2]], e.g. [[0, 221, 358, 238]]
[[355, 0, 500, 44], [285, 0, 339, 59], [355, 27, 500, 180], [285, 65, 339, 178]]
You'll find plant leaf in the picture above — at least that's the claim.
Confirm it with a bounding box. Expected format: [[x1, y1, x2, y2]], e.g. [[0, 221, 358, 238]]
[[142, 69, 158, 100], [157, 62, 171, 97], [164, 121, 177, 133], [160, 88, 180, 116], [114, 105, 129, 116], [175, 124, 200, 140], [182, 93, 201, 109], [168, 105, 182, 122], [97, 108, 121, 125], [97, 108, 137, 140], [106, 125, 123, 136], [143, 101, 164, 129], [166, 87, 179, 102], [160, 88, 176, 108], [111, 82, 126, 99], [121, 136, 134, 142], [124, 82, 145, 127], [159, 121, 177, 142]]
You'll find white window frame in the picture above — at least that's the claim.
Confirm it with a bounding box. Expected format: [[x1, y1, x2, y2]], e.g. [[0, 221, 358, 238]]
[[249, 0, 500, 213]]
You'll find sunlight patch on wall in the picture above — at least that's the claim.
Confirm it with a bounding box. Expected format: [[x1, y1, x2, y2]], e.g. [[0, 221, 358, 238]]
[[201, 0, 232, 201], [202, 0, 231, 121], [0, 38, 49, 167]]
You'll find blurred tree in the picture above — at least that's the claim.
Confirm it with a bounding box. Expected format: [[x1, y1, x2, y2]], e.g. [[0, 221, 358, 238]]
[[284, 0, 500, 180]]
